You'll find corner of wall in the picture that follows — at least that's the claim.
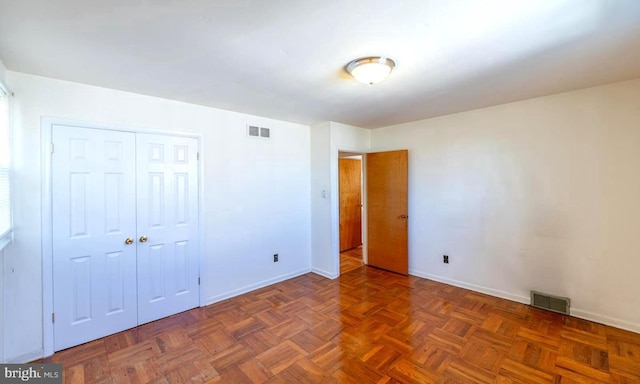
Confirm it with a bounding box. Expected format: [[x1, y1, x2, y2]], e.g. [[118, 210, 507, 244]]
[[0, 59, 7, 83], [309, 122, 333, 274], [310, 121, 372, 279]]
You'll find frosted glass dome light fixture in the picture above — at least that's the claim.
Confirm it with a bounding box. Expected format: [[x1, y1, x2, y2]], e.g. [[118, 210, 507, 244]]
[[346, 56, 396, 85]]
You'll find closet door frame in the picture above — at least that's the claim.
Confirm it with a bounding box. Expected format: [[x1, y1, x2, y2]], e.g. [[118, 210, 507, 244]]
[[41, 117, 205, 358]]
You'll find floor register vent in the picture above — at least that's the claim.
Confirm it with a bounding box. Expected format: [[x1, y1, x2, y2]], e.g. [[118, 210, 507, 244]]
[[530, 291, 570, 315]]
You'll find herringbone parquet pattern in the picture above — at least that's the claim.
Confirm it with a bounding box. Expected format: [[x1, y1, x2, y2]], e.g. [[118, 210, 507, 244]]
[[41, 267, 640, 383]]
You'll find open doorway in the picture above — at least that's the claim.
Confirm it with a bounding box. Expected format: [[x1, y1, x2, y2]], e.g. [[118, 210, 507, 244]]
[[338, 152, 364, 274]]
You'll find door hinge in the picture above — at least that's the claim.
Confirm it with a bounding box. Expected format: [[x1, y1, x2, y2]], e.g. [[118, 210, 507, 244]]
[[198, 277, 201, 285], [52, 313, 55, 323], [50, 143, 54, 154], [197, 152, 200, 161]]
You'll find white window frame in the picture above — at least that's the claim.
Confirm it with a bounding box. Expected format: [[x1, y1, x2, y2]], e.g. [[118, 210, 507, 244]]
[[0, 79, 12, 251]]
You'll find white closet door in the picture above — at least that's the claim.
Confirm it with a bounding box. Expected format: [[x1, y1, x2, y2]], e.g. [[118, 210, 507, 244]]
[[52, 125, 138, 351], [136, 133, 199, 324]]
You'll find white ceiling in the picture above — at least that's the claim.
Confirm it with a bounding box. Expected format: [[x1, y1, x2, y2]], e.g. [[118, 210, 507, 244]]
[[1, 0, 639, 128]]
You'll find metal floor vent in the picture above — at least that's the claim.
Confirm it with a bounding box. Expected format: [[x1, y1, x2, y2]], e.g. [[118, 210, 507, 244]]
[[531, 291, 570, 315], [247, 125, 271, 138]]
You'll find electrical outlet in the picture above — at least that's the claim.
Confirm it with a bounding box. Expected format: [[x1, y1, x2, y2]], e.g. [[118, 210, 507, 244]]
[[274, 253, 279, 262], [443, 255, 449, 264]]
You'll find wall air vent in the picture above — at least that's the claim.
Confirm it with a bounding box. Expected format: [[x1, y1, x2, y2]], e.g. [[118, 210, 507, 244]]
[[531, 291, 570, 315], [247, 125, 271, 139], [248, 125, 260, 137]]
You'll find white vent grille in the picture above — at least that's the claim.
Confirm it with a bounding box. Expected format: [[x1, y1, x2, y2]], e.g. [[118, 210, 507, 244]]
[[531, 291, 570, 315], [247, 125, 271, 139], [248, 125, 259, 137]]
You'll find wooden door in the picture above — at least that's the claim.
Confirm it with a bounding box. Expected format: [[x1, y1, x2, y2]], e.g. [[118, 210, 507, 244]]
[[136, 134, 200, 324], [52, 125, 138, 351], [366, 150, 408, 275], [339, 158, 362, 251]]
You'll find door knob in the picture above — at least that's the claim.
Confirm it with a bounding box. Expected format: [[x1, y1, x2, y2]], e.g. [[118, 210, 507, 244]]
[[139, 235, 148, 243], [398, 214, 408, 219], [124, 237, 134, 245]]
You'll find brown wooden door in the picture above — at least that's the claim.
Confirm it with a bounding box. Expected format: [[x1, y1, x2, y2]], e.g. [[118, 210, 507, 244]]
[[339, 158, 362, 252], [366, 150, 408, 275]]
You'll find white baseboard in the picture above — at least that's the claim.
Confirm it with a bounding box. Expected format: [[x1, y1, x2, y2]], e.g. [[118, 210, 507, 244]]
[[205, 268, 311, 306], [4, 349, 44, 364], [410, 270, 640, 334], [571, 308, 640, 334], [311, 267, 339, 280], [410, 270, 530, 305]]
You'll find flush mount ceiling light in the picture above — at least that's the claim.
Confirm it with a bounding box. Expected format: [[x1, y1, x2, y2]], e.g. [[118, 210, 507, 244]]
[[346, 56, 396, 85]]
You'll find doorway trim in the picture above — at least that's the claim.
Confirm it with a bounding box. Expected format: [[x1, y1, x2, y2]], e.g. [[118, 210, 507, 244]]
[[333, 148, 367, 276], [41, 117, 204, 357]]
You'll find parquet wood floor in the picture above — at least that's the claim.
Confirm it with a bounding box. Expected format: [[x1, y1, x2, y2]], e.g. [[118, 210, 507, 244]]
[[341, 247, 363, 274], [40, 266, 640, 383]]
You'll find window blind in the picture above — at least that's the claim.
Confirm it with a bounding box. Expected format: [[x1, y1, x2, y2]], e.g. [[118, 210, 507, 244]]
[[0, 85, 12, 250]]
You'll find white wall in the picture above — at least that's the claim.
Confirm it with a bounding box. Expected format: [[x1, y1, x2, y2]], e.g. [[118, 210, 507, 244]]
[[0, 59, 6, 363], [370, 79, 640, 332], [310, 122, 333, 277], [310, 122, 370, 278], [4, 71, 311, 362]]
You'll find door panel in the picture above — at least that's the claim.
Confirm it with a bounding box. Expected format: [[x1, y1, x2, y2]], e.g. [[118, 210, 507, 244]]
[[366, 150, 408, 275], [52, 125, 138, 351], [136, 134, 199, 324], [339, 158, 362, 251]]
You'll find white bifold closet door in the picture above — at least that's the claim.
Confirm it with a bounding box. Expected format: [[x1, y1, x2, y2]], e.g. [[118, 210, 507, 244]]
[[136, 133, 199, 324], [52, 125, 199, 351], [52, 126, 138, 351]]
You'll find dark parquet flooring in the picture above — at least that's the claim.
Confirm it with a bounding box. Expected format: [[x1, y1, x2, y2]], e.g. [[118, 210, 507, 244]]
[[41, 266, 640, 383]]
